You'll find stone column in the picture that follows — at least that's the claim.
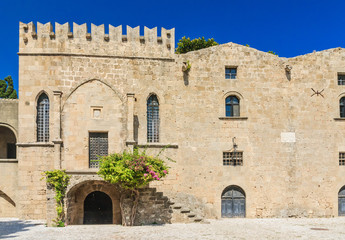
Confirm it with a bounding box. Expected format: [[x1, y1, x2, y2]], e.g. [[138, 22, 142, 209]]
[[53, 91, 63, 169], [126, 93, 135, 145]]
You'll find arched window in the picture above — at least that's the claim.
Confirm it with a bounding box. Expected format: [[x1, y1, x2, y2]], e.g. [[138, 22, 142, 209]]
[[221, 185, 245, 218], [225, 96, 240, 117], [147, 94, 159, 142], [37, 93, 49, 142], [339, 186, 345, 216], [340, 97, 345, 118]]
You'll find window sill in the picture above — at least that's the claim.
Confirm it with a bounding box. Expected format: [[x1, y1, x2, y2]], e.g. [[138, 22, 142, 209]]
[[137, 143, 179, 149], [334, 118, 345, 121], [17, 142, 55, 147], [66, 170, 98, 175], [0, 159, 18, 163], [219, 117, 248, 120]]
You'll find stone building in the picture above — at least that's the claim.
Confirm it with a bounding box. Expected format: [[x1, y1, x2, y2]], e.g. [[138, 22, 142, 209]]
[[1, 21, 345, 224]]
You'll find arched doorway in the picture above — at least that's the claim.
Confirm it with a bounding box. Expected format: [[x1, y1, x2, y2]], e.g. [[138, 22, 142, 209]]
[[339, 186, 345, 216], [84, 191, 113, 224], [0, 125, 16, 159], [221, 185, 245, 218]]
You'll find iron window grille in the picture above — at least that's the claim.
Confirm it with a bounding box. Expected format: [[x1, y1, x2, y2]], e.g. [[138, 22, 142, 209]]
[[37, 93, 50, 142], [338, 74, 345, 85], [223, 151, 243, 166], [340, 152, 345, 166], [340, 97, 345, 118], [225, 96, 240, 117], [147, 95, 159, 142], [225, 67, 237, 79], [89, 132, 108, 168]]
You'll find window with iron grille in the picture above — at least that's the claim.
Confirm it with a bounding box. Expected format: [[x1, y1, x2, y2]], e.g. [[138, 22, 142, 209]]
[[223, 151, 243, 166], [340, 152, 345, 166], [225, 67, 237, 79], [225, 96, 240, 117], [89, 132, 108, 168], [340, 97, 345, 118], [147, 94, 159, 142], [36, 93, 49, 142], [338, 74, 345, 85]]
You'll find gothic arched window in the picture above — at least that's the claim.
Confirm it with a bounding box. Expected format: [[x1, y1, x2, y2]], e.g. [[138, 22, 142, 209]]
[[37, 93, 50, 142], [226, 96, 240, 117], [340, 97, 345, 118], [147, 94, 159, 142]]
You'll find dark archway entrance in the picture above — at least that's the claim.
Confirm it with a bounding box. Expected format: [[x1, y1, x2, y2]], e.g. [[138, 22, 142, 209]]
[[0, 126, 16, 159], [339, 186, 345, 216], [221, 185, 245, 218], [84, 191, 113, 224]]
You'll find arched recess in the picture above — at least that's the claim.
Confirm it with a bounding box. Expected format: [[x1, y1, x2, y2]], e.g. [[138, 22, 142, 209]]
[[220, 91, 246, 117], [338, 186, 345, 216], [62, 79, 125, 111], [221, 185, 246, 218], [61, 79, 126, 170], [66, 180, 121, 225], [0, 124, 17, 159]]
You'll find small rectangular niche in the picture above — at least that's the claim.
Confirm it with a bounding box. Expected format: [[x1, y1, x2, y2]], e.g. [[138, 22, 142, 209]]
[[91, 106, 103, 119]]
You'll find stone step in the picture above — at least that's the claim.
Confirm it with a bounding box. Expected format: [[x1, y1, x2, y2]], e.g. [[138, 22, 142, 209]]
[[187, 212, 196, 218], [173, 205, 182, 209], [180, 208, 190, 213]]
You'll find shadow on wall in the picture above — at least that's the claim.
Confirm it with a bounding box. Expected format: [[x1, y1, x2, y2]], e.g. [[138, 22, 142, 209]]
[[0, 190, 16, 207], [0, 220, 42, 239]]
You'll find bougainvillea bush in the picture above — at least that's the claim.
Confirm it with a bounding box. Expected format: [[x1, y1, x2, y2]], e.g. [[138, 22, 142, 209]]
[[98, 148, 170, 226]]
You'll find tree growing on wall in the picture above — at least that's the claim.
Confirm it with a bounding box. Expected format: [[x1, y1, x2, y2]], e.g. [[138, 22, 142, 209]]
[[175, 36, 219, 54], [98, 148, 170, 226], [0, 76, 17, 99]]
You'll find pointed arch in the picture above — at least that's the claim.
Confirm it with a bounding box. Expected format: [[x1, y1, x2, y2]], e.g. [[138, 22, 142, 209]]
[[147, 94, 159, 142], [62, 79, 125, 111], [36, 92, 50, 142]]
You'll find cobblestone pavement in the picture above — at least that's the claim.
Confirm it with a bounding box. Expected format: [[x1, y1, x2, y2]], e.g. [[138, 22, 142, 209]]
[[1, 217, 345, 240]]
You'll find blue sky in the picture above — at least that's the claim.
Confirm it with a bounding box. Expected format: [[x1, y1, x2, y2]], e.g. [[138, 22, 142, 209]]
[[1, 0, 345, 93]]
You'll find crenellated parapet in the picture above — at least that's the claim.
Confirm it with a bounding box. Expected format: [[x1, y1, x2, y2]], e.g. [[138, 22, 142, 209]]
[[19, 22, 175, 58]]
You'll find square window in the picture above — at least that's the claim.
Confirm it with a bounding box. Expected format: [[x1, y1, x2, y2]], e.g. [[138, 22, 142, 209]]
[[338, 74, 345, 85], [225, 67, 237, 79], [340, 152, 345, 166], [223, 151, 243, 166]]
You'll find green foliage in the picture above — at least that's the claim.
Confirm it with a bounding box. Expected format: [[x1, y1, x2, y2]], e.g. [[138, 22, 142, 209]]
[[176, 36, 219, 54], [43, 170, 70, 227], [268, 50, 278, 56], [182, 60, 192, 72], [98, 148, 169, 190], [0, 76, 17, 99]]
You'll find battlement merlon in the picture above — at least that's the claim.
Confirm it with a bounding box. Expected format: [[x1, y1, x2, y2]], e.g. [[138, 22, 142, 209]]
[[19, 22, 175, 57]]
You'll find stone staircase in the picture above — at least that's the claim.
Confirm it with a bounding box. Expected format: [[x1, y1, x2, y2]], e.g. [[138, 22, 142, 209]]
[[135, 187, 208, 224]]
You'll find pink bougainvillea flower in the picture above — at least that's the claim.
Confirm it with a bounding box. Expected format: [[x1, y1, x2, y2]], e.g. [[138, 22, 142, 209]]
[[163, 170, 167, 174], [144, 174, 148, 177]]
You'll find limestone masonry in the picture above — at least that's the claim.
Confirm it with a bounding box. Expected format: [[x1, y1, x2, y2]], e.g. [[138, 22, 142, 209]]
[[1, 21, 345, 224]]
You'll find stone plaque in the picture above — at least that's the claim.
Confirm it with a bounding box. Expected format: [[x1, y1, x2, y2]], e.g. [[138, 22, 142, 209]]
[[281, 132, 296, 142]]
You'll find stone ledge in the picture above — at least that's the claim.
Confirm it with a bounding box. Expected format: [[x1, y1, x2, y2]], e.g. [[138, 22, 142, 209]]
[[17, 52, 175, 62], [137, 143, 179, 148], [66, 170, 98, 175], [219, 117, 248, 120], [0, 159, 18, 163], [334, 118, 345, 121], [17, 142, 55, 147]]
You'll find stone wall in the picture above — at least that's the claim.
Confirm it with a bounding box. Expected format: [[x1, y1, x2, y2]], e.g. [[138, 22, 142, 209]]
[[15, 21, 345, 221], [0, 99, 18, 217]]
